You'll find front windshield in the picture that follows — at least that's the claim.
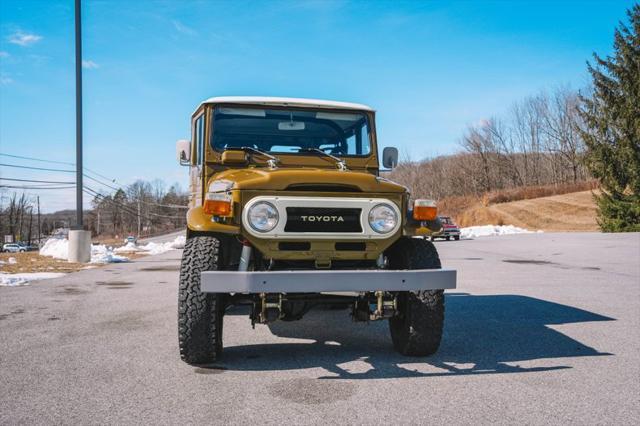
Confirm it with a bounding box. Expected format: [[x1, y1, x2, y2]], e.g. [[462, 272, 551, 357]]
[[211, 106, 372, 156]]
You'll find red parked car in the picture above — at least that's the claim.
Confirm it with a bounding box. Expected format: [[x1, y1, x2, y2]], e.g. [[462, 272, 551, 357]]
[[430, 216, 461, 241]]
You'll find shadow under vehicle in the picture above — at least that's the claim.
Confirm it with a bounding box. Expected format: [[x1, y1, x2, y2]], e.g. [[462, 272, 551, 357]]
[[202, 293, 614, 379]]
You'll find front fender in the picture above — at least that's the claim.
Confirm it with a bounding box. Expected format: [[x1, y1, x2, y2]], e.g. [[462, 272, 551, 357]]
[[187, 206, 241, 234], [403, 213, 442, 236]]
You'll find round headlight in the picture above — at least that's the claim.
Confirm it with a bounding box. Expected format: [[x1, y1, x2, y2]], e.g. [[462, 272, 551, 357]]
[[247, 202, 279, 232], [368, 203, 398, 234]]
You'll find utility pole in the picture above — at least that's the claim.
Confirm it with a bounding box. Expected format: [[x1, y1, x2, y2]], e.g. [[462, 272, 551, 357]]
[[74, 0, 83, 229], [97, 210, 100, 236], [37, 196, 41, 245], [68, 0, 91, 262], [27, 206, 33, 245], [137, 199, 141, 237]]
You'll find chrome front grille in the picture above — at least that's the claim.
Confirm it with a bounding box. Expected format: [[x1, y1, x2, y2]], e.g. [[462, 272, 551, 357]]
[[241, 196, 401, 240]]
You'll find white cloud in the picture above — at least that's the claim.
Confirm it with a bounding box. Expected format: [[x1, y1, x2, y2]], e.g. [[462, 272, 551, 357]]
[[0, 51, 9, 58], [172, 20, 196, 36], [7, 31, 42, 47], [82, 60, 99, 69]]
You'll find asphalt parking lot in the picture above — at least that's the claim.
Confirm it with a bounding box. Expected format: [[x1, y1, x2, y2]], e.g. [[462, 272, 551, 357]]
[[1, 232, 638, 424]]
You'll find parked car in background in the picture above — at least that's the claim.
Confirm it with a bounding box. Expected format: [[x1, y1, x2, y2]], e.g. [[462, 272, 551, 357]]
[[17, 242, 38, 252], [430, 216, 461, 241], [2, 243, 26, 253], [124, 236, 137, 245]]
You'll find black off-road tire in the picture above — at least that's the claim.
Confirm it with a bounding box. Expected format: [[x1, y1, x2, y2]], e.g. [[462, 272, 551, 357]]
[[178, 236, 225, 364], [454, 235, 460, 241], [386, 237, 445, 356]]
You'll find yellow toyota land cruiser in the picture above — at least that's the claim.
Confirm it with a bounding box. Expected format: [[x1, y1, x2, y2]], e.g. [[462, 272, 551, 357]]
[[176, 96, 456, 364]]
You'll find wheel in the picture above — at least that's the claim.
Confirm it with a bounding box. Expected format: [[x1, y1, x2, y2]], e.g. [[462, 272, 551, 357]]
[[454, 236, 460, 241], [178, 236, 225, 364], [386, 237, 445, 356], [446, 236, 451, 241]]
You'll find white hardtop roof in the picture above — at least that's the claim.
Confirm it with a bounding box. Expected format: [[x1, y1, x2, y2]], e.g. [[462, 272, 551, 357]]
[[197, 96, 374, 114]]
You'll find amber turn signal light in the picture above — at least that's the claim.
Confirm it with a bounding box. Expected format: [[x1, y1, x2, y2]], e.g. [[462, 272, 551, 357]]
[[203, 194, 232, 216], [413, 199, 437, 221]]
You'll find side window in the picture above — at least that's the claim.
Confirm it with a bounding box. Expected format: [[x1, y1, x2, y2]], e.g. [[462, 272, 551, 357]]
[[194, 115, 204, 166]]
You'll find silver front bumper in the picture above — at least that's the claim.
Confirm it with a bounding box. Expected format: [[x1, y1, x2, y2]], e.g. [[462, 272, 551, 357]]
[[200, 269, 456, 293]]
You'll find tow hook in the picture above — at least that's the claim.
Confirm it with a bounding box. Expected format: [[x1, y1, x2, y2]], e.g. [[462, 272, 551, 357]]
[[252, 293, 283, 326], [352, 291, 397, 321]]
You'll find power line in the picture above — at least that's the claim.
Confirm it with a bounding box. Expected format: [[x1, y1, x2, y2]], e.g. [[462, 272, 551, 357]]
[[84, 186, 185, 220], [83, 173, 121, 191], [0, 163, 75, 173], [83, 188, 146, 221], [2, 175, 186, 210], [0, 177, 76, 184], [0, 160, 124, 191], [0, 152, 121, 185], [83, 177, 187, 209], [0, 185, 76, 190], [0, 153, 74, 166], [1, 154, 188, 211], [137, 199, 189, 209], [84, 168, 118, 184]]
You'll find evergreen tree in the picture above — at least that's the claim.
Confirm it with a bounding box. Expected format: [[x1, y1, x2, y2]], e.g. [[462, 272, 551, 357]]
[[579, 5, 640, 232]]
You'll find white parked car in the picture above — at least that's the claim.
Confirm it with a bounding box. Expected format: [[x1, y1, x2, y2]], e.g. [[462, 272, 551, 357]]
[[2, 243, 26, 253]]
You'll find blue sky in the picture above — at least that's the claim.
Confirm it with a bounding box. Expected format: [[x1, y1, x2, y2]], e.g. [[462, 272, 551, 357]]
[[0, 0, 634, 212]]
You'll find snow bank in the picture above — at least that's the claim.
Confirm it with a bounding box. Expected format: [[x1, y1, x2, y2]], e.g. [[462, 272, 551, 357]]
[[0, 272, 66, 287], [90, 245, 129, 264], [114, 235, 186, 255], [38, 235, 185, 264], [39, 238, 69, 260], [39, 238, 129, 264], [460, 225, 541, 239]]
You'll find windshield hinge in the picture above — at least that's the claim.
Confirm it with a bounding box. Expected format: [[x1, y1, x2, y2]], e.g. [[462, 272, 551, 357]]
[[267, 159, 278, 169]]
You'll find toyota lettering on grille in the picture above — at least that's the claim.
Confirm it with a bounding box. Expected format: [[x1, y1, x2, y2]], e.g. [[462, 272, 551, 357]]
[[285, 207, 362, 232], [300, 216, 345, 222]]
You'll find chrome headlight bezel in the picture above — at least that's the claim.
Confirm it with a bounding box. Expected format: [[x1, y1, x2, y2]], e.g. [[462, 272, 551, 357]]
[[368, 203, 398, 234], [247, 201, 279, 233]]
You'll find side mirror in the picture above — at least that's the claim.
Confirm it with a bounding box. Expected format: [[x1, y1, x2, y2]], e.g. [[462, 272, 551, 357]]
[[382, 147, 399, 169], [176, 139, 191, 166]]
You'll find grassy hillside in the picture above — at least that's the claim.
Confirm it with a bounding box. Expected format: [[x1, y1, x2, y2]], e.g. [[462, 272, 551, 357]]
[[456, 190, 598, 231]]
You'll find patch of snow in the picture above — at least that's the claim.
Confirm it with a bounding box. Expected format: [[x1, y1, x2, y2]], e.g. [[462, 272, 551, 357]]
[[460, 225, 542, 239], [90, 244, 129, 264], [39, 238, 129, 263], [114, 235, 186, 255], [39, 238, 69, 260], [114, 242, 140, 253], [0, 272, 66, 287], [8, 257, 17, 264]]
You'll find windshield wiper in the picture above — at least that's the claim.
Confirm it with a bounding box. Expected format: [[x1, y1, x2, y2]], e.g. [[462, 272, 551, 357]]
[[298, 148, 347, 171], [234, 147, 280, 169]]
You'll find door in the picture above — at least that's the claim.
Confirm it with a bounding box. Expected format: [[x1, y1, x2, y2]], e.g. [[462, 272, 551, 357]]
[[189, 113, 205, 208]]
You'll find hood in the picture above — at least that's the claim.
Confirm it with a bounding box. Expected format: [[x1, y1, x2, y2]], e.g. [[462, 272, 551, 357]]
[[211, 167, 407, 193]]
